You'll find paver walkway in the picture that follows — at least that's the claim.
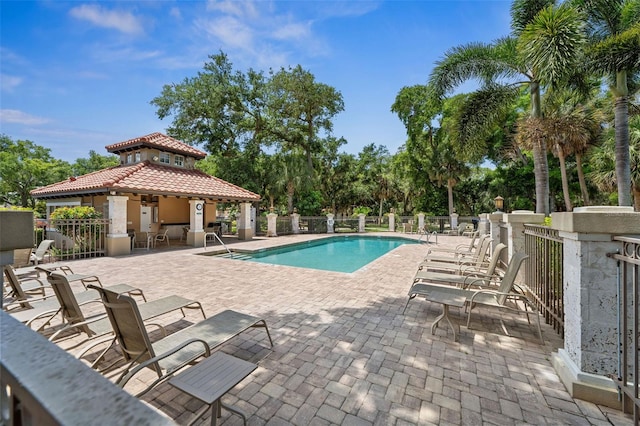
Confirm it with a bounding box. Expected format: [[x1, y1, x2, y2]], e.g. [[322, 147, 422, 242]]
[[49, 233, 632, 425]]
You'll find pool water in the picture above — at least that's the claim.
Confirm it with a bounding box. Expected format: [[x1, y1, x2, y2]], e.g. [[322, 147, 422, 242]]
[[233, 236, 417, 273]]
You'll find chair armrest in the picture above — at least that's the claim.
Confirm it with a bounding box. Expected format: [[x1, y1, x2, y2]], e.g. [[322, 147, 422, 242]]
[[117, 338, 211, 397]]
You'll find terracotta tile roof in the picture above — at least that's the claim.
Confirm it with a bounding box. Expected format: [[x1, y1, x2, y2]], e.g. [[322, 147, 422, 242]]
[[105, 132, 207, 159], [31, 162, 260, 201]]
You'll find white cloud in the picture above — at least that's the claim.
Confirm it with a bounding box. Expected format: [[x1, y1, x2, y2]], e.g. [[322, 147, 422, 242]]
[[170, 7, 182, 20], [69, 4, 143, 35], [197, 16, 255, 50], [0, 109, 51, 125], [272, 22, 312, 41], [1, 74, 23, 92], [206, 0, 258, 19]]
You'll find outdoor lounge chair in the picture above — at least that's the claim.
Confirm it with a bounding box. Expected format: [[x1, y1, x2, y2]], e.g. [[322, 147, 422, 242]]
[[30, 239, 55, 265], [35, 264, 106, 290], [42, 272, 206, 366], [464, 253, 542, 343], [87, 285, 273, 397], [444, 222, 467, 236], [3, 265, 52, 308], [422, 233, 487, 261], [11, 248, 33, 269], [405, 252, 542, 343], [412, 243, 508, 288], [417, 237, 493, 273], [5, 280, 140, 332]]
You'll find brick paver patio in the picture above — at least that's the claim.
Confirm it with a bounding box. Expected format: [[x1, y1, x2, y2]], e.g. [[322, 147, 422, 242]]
[[48, 233, 632, 425]]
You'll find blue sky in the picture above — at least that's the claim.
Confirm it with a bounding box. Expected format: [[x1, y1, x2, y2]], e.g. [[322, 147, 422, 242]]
[[1, 1, 512, 163]]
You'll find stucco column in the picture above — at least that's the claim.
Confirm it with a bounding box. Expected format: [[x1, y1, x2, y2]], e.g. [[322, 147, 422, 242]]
[[450, 212, 458, 231], [106, 195, 130, 256], [358, 214, 366, 233], [292, 213, 300, 234], [326, 213, 335, 234], [503, 210, 545, 283], [266, 212, 278, 237], [477, 213, 489, 235], [488, 212, 503, 250], [551, 206, 640, 408], [237, 202, 253, 240], [187, 200, 205, 247], [388, 213, 395, 232], [417, 213, 425, 233]]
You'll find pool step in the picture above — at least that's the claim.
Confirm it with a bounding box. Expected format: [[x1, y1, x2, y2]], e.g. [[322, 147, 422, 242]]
[[216, 252, 252, 260]]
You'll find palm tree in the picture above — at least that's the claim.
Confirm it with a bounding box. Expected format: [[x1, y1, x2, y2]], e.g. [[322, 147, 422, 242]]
[[572, 0, 640, 206], [516, 87, 602, 210], [428, 1, 585, 214], [590, 115, 640, 209]]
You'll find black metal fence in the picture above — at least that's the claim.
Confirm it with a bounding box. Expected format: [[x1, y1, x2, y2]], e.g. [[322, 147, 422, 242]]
[[609, 236, 640, 425], [524, 224, 564, 335]]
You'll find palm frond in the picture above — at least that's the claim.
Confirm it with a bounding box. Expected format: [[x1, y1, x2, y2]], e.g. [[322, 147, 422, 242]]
[[429, 41, 522, 99], [519, 4, 587, 87], [511, 0, 556, 35], [454, 85, 521, 159], [589, 23, 640, 73]]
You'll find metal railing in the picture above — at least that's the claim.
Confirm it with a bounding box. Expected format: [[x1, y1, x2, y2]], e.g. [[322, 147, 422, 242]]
[[334, 218, 359, 232], [48, 219, 109, 260], [608, 236, 640, 425], [524, 224, 564, 335], [299, 216, 328, 234]]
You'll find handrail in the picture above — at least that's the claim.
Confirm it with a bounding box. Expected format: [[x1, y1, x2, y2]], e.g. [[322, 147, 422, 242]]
[[417, 229, 438, 244], [204, 232, 232, 255]]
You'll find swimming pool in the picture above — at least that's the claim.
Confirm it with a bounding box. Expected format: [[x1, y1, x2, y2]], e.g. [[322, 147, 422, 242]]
[[217, 235, 418, 273]]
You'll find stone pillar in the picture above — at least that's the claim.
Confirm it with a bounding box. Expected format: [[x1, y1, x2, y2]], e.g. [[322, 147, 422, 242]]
[[417, 213, 425, 233], [487, 212, 503, 251], [358, 214, 366, 233], [388, 213, 395, 232], [106, 195, 130, 256], [237, 202, 253, 240], [477, 213, 489, 235], [551, 206, 640, 408], [326, 213, 335, 234], [504, 211, 544, 254], [450, 212, 459, 231], [187, 200, 205, 247], [266, 212, 278, 237], [292, 213, 300, 234]]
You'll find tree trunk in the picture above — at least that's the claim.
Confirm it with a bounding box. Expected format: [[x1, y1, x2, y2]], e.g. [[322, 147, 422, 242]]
[[287, 181, 294, 214], [531, 82, 550, 215], [614, 71, 631, 206], [575, 153, 590, 206], [556, 146, 572, 211], [447, 178, 455, 215]]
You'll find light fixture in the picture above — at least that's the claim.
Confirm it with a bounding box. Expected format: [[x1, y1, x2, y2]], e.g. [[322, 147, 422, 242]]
[[494, 196, 504, 212], [152, 156, 159, 161]]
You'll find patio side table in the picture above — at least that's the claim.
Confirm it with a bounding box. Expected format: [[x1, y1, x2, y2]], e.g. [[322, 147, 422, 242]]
[[169, 352, 257, 426], [425, 290, 467, 341]]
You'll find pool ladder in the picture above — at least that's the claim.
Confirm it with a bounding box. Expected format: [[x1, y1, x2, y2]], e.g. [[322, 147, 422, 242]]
[[204, 232, 232, 256], [417, 230, 438, 245]]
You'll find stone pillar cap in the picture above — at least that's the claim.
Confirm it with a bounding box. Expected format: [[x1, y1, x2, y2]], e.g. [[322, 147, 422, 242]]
[[573, 206, 634, 213]]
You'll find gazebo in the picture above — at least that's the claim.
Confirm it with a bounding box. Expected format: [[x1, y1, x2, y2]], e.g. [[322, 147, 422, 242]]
[[30, 132, 260, 255]]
